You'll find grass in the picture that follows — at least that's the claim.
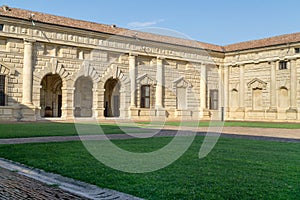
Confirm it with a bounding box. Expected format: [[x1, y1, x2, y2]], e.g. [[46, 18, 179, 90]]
[[0, 136, 299, 199], [139, 121, 300, 129], [0, 122, 127, 139], [0, 121, 299, 139]]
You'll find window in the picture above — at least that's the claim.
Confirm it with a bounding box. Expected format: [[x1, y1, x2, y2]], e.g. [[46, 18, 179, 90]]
[[0, 24, 3, 31], [177, 87, 187, 110], [278, 87, 289, 108], [279, 61, 287, 70], [295, 48, 300, 54], [230, 89, 239, 108], [210, 89, 218, 110], [253, 88, 263, 110], [141, 85, 150, 108], [0, 75, 5, 106]]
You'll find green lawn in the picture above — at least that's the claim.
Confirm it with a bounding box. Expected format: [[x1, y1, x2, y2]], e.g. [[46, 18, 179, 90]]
[[0, 121, 299, 139], [139, 121, 300, 129], [0, 136, 299, 199], [0, 123, 126, 138]]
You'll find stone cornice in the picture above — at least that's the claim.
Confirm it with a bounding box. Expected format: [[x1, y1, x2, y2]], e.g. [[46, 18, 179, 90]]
[[225, 55, 300, 67]]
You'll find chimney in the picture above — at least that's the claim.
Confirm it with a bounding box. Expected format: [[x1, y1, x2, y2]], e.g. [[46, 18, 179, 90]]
[[2, 5, 10, 12]]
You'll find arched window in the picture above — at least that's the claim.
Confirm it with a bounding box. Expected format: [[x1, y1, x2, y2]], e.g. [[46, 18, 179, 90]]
[[230, 89, 239, 108], [278, 87, 289, 108]]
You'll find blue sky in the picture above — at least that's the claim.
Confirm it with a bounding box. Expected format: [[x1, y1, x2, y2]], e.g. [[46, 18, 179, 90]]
[[1, 0, 300, 45]]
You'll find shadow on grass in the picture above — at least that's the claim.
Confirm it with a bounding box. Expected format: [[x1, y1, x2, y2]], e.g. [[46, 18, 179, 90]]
[[0, 122, 128, 139]]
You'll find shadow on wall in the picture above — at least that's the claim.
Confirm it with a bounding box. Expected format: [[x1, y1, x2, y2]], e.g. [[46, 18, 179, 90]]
[[0, 103, 39, 122]]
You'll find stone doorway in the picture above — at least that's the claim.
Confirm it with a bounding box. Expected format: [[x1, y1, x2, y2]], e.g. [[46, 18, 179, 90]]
[[40, 74, 62, 118], [104, 78, 120, 117], [74, 76, 93, 117]]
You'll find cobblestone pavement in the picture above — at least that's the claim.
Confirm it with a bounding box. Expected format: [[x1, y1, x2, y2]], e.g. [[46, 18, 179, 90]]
[[0, 167, 88, 200], [0, 159, 143, 200]]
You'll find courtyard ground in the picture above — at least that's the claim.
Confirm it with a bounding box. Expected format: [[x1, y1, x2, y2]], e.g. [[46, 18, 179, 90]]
[[0, 121, 299, 199]]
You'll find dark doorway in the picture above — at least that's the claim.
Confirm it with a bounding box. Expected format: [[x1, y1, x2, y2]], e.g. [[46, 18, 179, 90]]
[[57, 95, 62, 117], [40, 74, 62, 118], [104, 78, 120, 117]]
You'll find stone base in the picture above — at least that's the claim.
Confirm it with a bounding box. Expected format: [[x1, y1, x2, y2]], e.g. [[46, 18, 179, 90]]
[[0, 106, 19, 121], [265, 109, 277, 120], [155, 107, 166, 117], [287, 108, 298, 120], [18, 104, 39, 121]]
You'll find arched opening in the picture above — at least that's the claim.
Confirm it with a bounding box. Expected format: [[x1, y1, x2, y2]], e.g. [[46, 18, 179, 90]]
[[278, 87, 289, 109], [104, 78, 120, 117], [74, 76, 93, 117], [40, 74, 62, 118], [231, 89, 239, 108]]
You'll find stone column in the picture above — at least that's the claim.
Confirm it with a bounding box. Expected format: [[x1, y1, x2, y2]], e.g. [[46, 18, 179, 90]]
[[92, 84, 103, 119], [129, 54, 136, 108], [200, 64, 207, 109], [269, 61, 277, 110], [218, 65, 223, 110], [290, 60, 297, 110], [223, 65, 229, 111], [61, 80, 74, 120], [239, 65, 245, 109], [22, 39, 35, 105], [155, 57, 163, 109], [155, 57, 165, 117]]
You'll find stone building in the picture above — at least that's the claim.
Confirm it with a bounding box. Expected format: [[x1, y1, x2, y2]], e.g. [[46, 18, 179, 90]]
[[0, 6, 299, 122]]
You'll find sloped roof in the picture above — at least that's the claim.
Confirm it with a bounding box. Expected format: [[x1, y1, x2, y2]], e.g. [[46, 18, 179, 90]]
[[1, 6, 300, 53], [0, 6, 223, 52], [224, 32, 300, 52]]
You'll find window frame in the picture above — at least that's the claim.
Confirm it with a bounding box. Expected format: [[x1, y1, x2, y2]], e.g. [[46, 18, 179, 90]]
[[209, 89, 219, 110], [0, 75, 6, 106], [279, 61, 288, 70], [140, 85, 151, 108], [176, 87, 187, 110]]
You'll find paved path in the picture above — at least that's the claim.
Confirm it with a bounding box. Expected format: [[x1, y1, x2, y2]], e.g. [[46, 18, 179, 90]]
[[0, 158, 143, 200], [0, 167, 88, 200], [0, 125, 299, 199], [0, 126, 299, 145]]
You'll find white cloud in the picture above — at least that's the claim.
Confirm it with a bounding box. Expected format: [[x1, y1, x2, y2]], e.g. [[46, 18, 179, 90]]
[[127, 19, 164, 28]]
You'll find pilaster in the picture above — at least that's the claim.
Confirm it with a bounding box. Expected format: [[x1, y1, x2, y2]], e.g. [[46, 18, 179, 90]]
[[268, 61, 277, 111], [238, 65, 245, 110], [155, 57, 165, 117], [22, 39, 35, 105], [129, 54, 137, 108]]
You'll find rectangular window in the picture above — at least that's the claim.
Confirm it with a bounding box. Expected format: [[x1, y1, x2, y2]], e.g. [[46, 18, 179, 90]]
[[210, 89, 218, 110], [279, 61, 287, 70], [295, 48, 300, 54], [253, 88, 263, 110], [0, 75, 5, 106], [141, 85, 150, 108], [0, 24, 3, 31], [177, 87, 187, 110]]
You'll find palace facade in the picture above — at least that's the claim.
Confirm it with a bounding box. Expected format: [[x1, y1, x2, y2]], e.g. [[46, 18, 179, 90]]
[[0, 6, 299, 122]]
